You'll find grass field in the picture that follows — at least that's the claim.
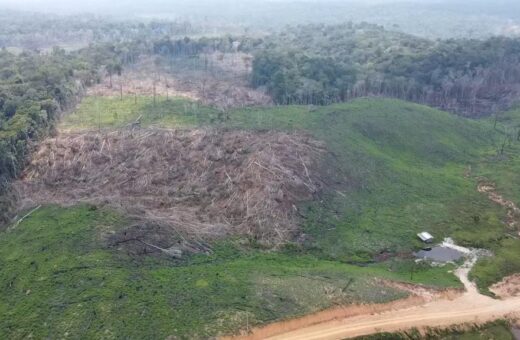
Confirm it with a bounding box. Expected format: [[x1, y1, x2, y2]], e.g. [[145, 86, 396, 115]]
[[4, 96, 519, 337], [227, 101, 502, 257], [469, 108, 520, 292], [0, 205, 460, 339], [60, 96, 218, 131], [228, 100, 520, 289], [61, 96, 520, 289]]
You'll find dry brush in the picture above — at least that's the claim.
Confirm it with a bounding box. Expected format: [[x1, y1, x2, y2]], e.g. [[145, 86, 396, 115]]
[[15, 128, 327, 248]]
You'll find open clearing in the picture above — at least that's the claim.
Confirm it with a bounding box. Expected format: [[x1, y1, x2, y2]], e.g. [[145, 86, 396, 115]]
[[229, 263, 520, 340], [15, 128, 325, 245], [4, 10, 520, 340], [227, 176, 520, 339], [4, 97, 520, 338], [87, 55, 272, 108], [491, 274, 520, 298], [478, 181, 520, 235]]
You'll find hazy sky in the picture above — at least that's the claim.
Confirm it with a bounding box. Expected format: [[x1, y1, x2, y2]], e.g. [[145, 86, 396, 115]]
[[0, 0, 517, 18], [0, 0, 439, 12]]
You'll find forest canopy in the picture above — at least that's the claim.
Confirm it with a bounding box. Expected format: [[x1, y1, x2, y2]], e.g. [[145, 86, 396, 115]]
[[251, 23, 520, 116]]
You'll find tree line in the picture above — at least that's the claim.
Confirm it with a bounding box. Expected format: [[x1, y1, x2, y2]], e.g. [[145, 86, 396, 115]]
[[152, 35, 262, 58], [251, 23, 520, 117]]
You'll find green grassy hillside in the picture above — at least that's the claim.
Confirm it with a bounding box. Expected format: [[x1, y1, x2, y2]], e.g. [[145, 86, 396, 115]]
[[2, 97, 520, 337], [231, 100, 520, 287], [226, 100, 500, 259], [0, 205, 459, 339], [60, 96, 217, 131], [469, 107, 520, 290], [61, 96, 520, 286]]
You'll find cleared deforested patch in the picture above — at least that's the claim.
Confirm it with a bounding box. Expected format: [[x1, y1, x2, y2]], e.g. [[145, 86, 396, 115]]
[[490, 274, 520, 299], [87, 55, 272, 109], [14, 128, 326, 246]]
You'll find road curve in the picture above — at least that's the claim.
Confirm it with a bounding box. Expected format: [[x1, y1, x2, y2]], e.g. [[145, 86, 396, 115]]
[[264, 293, 520, 340], [229, 260, 520, 340]]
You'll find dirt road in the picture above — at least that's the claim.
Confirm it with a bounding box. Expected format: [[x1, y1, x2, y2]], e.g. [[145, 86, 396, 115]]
[[233, 271, 520, 340], [230, 240, 519, 340], [261, 290, 520, 339]]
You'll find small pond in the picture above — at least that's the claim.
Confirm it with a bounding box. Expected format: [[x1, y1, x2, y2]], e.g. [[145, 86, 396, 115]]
[[512, 327, 520, 339], [414, 246, 464, 262]]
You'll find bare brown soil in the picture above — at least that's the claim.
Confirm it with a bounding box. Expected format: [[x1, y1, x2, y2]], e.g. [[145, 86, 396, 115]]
[[377, 279, 462, 303], [491, 274, 520, 299], [14, 128, 325, 246], [222, 295, 430, 340], [88, 55, 272, 108]]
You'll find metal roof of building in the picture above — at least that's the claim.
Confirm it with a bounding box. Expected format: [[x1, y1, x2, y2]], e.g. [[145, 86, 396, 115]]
[[417, 232, 434, 241]]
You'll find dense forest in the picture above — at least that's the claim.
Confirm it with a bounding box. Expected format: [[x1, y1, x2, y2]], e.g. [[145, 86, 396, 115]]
[[3, 0, 520, 54], [0, 10, 200, 51], [251, 23, 520, 116], [152, 35, 261, 58]]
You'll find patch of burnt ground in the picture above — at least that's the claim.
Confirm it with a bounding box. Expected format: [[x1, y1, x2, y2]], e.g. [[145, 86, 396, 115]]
[[15, 128, 328, 253]]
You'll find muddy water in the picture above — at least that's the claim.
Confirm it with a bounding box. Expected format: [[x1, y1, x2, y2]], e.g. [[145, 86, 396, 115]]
[[512, 327, 520, 340], [415, 246, 464, 262]]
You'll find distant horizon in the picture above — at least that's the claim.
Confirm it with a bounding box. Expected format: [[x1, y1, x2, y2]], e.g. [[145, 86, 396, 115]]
[[1, 0, 520, 41], [1, 0, 518, 16]]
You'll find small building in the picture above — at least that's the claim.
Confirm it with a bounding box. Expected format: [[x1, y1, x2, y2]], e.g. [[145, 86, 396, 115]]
[[417, 232, 434, 243]]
